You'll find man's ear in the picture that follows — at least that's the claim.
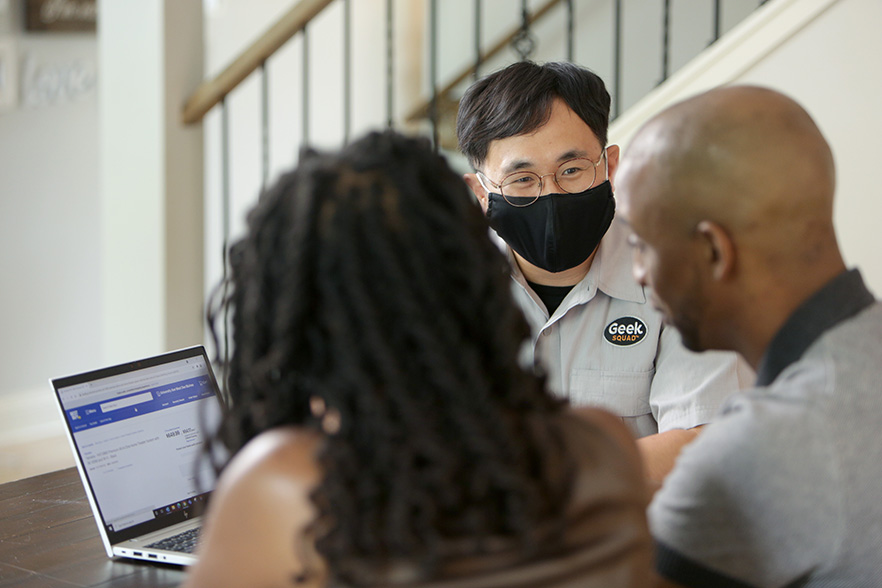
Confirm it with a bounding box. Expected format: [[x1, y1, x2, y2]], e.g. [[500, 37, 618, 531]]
[[695, 220, 735, 281], [463, 173, 489, 214], [606, 144, 621, 191]]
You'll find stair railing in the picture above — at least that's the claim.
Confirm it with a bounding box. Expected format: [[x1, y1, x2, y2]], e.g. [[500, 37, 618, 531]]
[[184, 0, 772, 370]]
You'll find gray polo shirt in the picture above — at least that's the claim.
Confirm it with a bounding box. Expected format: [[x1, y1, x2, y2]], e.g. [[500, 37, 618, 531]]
[[649, 269, 882, 587], [510, 219, 752, 438]]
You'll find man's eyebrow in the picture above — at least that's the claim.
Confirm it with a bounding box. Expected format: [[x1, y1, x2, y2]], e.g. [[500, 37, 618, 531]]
[[556, 149, 590, 162], [501, 149, 593, 175], [501, 159, 535, 174]]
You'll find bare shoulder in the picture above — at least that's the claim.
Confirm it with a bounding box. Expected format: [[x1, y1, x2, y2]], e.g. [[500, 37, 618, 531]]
[[182, 427, 324, 588], [220, 426, 323, 494]]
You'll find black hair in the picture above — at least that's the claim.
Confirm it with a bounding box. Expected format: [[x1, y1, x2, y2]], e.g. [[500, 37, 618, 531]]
[[456, 61, 611, 169], [210, 130, 573, 585]]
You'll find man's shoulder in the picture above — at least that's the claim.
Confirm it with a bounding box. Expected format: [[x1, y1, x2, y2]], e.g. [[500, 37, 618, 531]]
[[647, 301, 882, 588], [685, 391, 815, 462], [812, 299, 882, 354], [649, 393, 840, 587], [786, 300, 882, 398], [655, 385, 834, 506]]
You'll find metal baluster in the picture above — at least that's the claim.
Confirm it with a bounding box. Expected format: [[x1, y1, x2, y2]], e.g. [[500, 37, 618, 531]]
[[661, 0, 671, 83], [566, 0, 574, 62], [713, 0, 722, 42], [512, 0, 535, 61], [473, 0, 482, 81], [343, 0, 351, 144], [302, 25, 310, 149], [260, 62, 269, 189], [429, 0, 438, 151], [386, 0, 394, 128], [613, 0, 621, 119], [220, 97, 231, 385]]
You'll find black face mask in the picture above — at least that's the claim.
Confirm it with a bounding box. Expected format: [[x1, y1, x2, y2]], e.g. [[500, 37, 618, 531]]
[[486, 180, 615, 274]]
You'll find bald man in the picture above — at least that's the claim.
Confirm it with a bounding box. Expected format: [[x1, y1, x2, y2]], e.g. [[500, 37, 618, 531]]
[[617, 86, 882, 587]]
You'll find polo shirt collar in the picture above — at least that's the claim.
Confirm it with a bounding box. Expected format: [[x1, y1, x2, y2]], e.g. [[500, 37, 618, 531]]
[[508, 219, 646, 310], [583, 219, 646, 305], [755, 268, 875, 386]]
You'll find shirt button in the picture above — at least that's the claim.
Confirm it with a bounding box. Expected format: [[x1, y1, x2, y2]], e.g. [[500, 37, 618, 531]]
[[542, 327, 552, 337]]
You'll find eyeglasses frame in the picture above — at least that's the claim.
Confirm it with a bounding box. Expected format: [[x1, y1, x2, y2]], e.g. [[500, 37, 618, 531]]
[[476, 148, 608, 207]]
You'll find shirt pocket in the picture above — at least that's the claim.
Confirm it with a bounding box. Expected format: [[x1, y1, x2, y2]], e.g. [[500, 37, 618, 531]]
[[569, 368, 653, 417]]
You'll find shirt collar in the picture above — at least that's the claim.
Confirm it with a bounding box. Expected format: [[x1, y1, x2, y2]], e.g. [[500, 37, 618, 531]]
[[509, 219, 646, 305], [755, 268, 876, 386], [507, 219, 646, 306], [586, 219, 646, 304]]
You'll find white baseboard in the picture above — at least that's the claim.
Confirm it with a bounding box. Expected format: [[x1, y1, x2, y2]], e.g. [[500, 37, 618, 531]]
[[0, 386, 74, 484]]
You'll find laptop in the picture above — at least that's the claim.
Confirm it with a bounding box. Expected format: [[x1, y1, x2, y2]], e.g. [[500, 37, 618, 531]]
[[50, 345, 226, 566]]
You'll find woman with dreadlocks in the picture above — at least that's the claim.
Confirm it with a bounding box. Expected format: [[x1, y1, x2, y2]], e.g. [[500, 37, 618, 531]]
[[183, 131, 650, 588]]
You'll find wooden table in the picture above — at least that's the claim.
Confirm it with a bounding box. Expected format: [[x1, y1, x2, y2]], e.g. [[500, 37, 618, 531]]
[[0, 467, 188, 587]]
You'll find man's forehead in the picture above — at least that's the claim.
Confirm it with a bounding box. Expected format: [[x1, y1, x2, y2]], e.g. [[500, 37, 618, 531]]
[[481, 99, 602, 171], [483, 136, 602, 174]]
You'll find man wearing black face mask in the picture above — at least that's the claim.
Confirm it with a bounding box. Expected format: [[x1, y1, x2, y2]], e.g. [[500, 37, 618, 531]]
[[457, 61, 753, 484]]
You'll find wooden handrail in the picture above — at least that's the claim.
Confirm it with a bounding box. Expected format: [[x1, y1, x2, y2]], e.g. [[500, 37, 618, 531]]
[[183, 0, 565, 126], [182, 0, 335, 125], [404, 0, 562, 124]]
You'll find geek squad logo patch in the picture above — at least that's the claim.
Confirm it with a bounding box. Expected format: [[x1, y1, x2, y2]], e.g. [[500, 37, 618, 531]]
[[604, 316, 647, 347]]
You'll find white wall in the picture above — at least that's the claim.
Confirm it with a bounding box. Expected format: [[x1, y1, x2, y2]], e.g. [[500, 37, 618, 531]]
[[0, 16, 101, 397], [0, 0, 203, 485], [0, 3, 100, 482], [740, 0, 882, 294], [610, 0, 882, 293], [99, 0, 204, 366]]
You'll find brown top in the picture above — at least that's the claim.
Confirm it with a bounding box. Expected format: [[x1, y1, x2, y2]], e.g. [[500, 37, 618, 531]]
[[184, 410, 651, 588], [349, 411, 653, 588]]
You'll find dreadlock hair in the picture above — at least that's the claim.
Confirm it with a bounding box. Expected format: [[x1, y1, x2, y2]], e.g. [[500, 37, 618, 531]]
[[211, 130, 574, 585]]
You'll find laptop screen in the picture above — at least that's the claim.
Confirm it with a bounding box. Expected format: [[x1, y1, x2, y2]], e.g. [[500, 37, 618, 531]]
[[52, 347, 224, 544]]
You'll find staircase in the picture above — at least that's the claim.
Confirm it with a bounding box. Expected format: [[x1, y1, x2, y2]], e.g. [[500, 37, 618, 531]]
[[182, 0, 768, 310], [189, 0, 772, 326]]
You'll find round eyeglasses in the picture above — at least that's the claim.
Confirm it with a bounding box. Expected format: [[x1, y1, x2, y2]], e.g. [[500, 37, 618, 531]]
[[477, 150, 607, 207]]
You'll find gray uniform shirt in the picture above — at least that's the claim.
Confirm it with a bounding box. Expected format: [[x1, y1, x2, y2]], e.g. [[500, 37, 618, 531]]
[[650, 269, 882, 587], [510, 219, 752, 438]]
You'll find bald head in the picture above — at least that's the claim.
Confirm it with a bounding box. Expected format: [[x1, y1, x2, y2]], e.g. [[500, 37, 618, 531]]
[[618, 86, 846, 364], [621, 85, 839, 271]]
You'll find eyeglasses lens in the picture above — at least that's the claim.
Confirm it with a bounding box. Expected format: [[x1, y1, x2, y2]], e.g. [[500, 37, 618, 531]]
[[500, 158, 598, 206]]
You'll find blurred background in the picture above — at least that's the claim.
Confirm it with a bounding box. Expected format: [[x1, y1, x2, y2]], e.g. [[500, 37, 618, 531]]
[[1, 0, 880, 484]]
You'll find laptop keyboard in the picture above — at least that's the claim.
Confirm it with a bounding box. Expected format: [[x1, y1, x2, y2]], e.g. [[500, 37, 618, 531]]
[[146, 527, 200, 553]]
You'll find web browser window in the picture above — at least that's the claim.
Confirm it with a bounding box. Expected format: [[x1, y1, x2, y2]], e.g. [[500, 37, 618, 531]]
[[57, 356, 222, 534]]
